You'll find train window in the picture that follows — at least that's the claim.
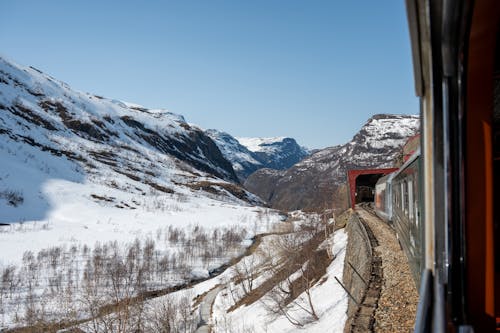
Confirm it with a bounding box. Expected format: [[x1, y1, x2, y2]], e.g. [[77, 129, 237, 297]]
[[407, 180, 410, 217], [393, 183, 398, 208], [401, 182, 405, 212], [413, 172, 419, 228], [408, 178, 414, 221], [376, 185, 385, 210], [403, 181, 409, 217]]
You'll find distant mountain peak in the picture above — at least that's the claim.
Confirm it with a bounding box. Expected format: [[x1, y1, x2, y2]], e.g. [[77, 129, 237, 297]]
[[207, 131, 309, 182]]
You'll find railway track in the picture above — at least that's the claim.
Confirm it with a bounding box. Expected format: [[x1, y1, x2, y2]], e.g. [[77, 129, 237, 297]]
[[349, 205, 383, 333], [352, 204, 419, 332], [358, 202, 377, 217]]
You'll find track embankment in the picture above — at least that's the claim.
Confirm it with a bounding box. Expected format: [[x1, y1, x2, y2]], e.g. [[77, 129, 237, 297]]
[[342, 206, 418, 332]]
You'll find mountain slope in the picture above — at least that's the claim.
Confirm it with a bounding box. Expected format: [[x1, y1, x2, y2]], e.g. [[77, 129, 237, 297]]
[[0, 59, 239, 182], [244, 114, 419, 212], [0, 56, 264, 225]]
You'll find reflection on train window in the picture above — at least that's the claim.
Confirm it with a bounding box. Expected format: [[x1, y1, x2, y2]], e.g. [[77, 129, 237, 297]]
[[413, 172, 419, 228], [408, 178, 414, 221], [403, 181, 409, 217], [394, 185, 398, 208], [401, 182, 405, 212]]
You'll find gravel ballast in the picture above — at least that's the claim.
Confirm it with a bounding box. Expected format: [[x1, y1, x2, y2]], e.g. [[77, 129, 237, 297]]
[[356, 208, 419, 332]]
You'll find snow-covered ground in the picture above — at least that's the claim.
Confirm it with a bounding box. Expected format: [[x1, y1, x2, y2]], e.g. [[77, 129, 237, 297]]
[[72, 224, 348, 333]]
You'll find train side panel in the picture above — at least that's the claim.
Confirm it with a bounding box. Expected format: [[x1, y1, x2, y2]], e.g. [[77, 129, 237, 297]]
[[391, 154, 422, 286]]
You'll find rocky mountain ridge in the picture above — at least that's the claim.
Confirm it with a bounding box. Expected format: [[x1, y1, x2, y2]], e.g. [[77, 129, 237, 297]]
[[244, 114, 420, 212]]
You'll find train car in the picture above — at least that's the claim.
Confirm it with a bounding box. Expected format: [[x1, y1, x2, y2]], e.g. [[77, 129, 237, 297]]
[[406, 0, 500, 331], [374, 173, 393, 222], [390, 151, 422, 286], [373, 149, 422, 285]]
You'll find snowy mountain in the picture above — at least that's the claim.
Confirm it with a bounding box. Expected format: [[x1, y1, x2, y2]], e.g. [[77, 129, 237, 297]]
[[244, 114, 420, 212], [206, 130, 309, 182], [0, 55, 272, 227], [205, 129, 263, 181], [238, 136, 309, 170]]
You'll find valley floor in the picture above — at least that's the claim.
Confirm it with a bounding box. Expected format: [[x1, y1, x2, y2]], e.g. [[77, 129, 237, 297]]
[[0, 201, 348, 333]]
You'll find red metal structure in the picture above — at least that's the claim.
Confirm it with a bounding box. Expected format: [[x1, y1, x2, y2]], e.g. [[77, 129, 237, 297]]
[[347, 168, 397, 209]]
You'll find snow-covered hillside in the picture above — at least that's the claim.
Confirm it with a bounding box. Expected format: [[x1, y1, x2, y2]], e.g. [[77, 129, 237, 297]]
[[0, 55, 285, 265]]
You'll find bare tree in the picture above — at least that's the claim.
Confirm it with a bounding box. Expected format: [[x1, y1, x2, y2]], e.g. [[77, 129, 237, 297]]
[[261, 223, 325, 327], [232, 255, 258, 296]]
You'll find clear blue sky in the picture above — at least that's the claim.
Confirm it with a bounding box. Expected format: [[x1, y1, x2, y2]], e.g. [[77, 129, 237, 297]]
[[0, 1, 418, 149]]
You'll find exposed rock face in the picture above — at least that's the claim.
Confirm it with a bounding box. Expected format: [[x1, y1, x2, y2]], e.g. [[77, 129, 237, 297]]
[[244, 114, 420, 212], [206, 131, 309, 182], [120, 120, 238, 182]]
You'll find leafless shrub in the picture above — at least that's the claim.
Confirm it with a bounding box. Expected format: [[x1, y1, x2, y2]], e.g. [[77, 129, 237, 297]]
[[144, 292, 197, 333], [0, 221, 254, 330], [232, 256, 259, 297]]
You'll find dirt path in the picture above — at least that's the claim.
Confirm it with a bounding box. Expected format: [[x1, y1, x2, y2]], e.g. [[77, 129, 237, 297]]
[[195, 285, 224, 333], [356, 208, 418, 332]]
